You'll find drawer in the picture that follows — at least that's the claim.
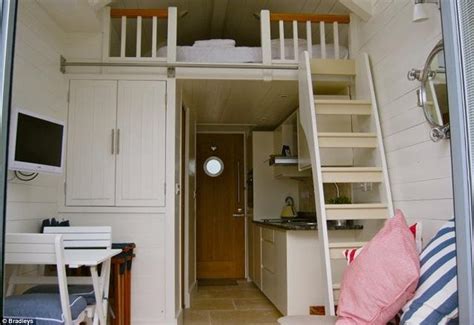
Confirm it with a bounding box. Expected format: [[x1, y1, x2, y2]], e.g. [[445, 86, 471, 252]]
[[262, 228, 274, 243], [262, 240, 275, 273], [262, 267, 277, 302]]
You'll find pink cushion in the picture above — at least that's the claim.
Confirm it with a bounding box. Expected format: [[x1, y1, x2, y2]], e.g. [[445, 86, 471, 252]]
[[342, 222, 423, 265], [336, 210, 420, 325]]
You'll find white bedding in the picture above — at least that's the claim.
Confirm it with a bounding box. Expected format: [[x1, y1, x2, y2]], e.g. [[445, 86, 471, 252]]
[[157, 44, 348, 63]]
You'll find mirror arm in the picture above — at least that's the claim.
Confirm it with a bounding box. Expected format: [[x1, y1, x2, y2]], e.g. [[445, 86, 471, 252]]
[[407, 68, 423, 81], [430, 124, 450, 142]]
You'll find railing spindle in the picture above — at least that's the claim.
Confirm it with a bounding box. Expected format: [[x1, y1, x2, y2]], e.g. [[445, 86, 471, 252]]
[[293, 20, 298, 61], [136, 16, 142, 57], [306, 21, 312, 58], [279, 20, 285, 60], [320, 21, 326, 59], [333, 22, 339, 59], [152, 16, 157, 58], [120, 16, 127, 58]]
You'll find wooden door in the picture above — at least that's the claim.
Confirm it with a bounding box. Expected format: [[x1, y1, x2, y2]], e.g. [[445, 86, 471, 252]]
[[66, 80, 117, 206], [197, 134, 245, 279], [116, 80, 166, 207]]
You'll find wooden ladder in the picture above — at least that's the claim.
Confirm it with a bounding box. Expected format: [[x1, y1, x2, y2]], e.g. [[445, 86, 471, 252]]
[[298, 52, 394, 315]]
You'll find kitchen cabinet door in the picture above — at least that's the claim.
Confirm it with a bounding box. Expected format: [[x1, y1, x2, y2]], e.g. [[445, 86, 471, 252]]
[[253, 225, 262, 289], [66, 80, 117, 206], [115, 80, 167, 206]]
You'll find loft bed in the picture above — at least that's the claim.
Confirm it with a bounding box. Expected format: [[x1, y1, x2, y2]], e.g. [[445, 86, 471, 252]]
[[61, 7, 355, 81]]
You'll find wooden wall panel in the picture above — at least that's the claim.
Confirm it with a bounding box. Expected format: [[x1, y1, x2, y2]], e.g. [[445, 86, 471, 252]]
[[353, 0, 451, 243]]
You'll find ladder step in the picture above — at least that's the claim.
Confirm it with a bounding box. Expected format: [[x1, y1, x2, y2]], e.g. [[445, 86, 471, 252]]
[[310, 59, 356, 76], [314, 99, 372, 115], [318, 132, 377, 148], [333, 283, 341, 302], [321, 167, 383, 183], [329, 241, 367, 260], [325, 203, 389, 220]]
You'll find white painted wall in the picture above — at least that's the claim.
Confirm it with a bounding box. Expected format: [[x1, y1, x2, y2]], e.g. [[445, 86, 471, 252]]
[[353, 0, 451, 242], [6, 1, 67, 233], [253, 132, 300, 221]]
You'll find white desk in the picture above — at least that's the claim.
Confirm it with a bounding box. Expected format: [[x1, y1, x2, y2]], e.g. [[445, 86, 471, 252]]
[[66, 249, 121, 325]]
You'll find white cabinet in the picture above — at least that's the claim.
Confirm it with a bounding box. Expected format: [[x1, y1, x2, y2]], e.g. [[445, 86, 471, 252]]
[[116, 81, 166, 207], [256, 225, 325, 316], [260, 227, 288, 315], [66, 80, 117, 206], [66, 79, 167, 207]]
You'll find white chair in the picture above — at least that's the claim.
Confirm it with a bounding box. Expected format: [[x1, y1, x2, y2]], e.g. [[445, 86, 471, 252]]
[[4, 233, 87, 325], [9, 227, 113, 325], [40, 226, 112, 325]]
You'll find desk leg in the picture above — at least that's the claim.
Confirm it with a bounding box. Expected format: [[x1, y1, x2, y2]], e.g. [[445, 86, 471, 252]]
[[102, 258, 112, 323], [91, 265, 106, 325]]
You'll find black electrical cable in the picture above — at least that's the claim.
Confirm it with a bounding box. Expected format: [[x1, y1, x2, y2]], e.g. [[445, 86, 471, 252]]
[[14, 171, 39, 182]]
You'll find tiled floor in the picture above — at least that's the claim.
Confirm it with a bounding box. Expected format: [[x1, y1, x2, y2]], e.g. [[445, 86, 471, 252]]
[[184, 280, 282, 325]]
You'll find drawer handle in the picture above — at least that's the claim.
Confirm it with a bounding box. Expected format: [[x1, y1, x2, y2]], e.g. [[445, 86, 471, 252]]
[[116, 129, 120, 154], [111, 129, 115, 154]]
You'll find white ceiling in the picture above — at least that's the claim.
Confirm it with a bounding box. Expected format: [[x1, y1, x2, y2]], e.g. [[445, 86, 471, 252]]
[[36, 0, 103, 32], [182, 80, 299, 128]]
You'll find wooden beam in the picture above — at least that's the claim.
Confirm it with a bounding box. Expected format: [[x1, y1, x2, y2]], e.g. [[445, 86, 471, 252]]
[[110, 9, 168, 19], [270, 13, 350, 24], [339, 0, 372, 22], [210, 0, 229, 38]]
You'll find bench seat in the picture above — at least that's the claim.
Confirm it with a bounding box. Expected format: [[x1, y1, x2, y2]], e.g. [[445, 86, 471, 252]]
[[278, 315, 337, 325]]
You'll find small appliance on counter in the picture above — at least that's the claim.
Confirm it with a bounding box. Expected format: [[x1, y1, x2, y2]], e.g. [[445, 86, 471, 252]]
[[280, 196, 297, 218]]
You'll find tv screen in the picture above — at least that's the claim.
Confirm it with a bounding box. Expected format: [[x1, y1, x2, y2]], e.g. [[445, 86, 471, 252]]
[[9, 109, 65, 174]]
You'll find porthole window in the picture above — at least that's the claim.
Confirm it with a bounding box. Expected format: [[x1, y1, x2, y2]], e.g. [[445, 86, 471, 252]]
[[204, 156, 224, 177]]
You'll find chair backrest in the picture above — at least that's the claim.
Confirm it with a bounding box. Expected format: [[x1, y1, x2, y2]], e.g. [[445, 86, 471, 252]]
[[43, 226, 112, 249], [5, 233, 73, 324], [5, 233, 61, 265]]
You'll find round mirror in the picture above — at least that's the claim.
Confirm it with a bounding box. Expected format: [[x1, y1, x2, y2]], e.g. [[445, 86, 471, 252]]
[[204, 156, 224, 177], [419, 40, 450, 140]]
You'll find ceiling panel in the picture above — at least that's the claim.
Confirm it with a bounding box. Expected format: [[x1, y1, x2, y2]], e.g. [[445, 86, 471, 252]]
[[182, 80, 299, 128]]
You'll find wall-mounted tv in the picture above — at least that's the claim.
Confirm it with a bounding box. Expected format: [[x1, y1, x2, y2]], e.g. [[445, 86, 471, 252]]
[[9, 108, 65, 174]]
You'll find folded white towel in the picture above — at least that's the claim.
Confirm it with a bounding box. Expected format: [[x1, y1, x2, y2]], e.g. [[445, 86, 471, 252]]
[[193, 39, 236, 47]]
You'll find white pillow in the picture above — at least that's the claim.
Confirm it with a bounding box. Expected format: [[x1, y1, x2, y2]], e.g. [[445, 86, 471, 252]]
[[271, 38, 307, 48], [193, 39, 235, 47]]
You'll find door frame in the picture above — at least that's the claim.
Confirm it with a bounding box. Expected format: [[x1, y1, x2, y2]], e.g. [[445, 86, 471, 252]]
[[0, 0, 17, 313], [195, 130, 249, 280], [441, 1, 474, 323]]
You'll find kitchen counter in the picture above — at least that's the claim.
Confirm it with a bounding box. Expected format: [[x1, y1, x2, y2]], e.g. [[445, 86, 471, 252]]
[[252, 219, 364, 231]]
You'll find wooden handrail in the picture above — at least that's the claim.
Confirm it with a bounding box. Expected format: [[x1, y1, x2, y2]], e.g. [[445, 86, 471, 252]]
[[110, 9, 168, 19], [270, 13, 350, 24]]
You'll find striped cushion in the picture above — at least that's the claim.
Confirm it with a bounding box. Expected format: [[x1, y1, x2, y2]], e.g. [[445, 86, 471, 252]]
[[401, 220, 458, 324]]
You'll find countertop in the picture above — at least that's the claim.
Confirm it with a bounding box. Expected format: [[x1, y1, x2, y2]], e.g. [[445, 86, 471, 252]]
[[252, 219, 364, 231]]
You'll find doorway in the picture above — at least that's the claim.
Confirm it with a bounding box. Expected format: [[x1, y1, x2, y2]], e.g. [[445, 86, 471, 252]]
[[196, 133, 245, 279]]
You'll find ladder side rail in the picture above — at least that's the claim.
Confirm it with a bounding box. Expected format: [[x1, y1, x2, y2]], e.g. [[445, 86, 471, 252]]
[[298, 51, 335, 314], [358, 53, 394, 216]]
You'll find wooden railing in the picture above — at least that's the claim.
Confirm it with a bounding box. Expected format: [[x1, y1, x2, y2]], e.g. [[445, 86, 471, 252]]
[[104, 7, 176, 61], [103, 7, 349, 67], [261, 11, 351, 64]]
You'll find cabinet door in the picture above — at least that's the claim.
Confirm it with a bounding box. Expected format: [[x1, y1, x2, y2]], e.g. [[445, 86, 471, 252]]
[[116, 80, 166, 206], [66, 80, 117, 206]]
